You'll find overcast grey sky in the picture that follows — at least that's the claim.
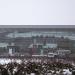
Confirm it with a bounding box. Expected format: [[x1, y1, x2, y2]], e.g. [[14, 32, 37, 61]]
[[0, 0, 75, 25]]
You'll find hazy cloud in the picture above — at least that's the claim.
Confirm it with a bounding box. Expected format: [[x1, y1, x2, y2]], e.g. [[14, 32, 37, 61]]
[[0, 0, 75, 25]]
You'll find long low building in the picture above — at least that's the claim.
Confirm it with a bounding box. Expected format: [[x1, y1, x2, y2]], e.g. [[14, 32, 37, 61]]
[[56, 49, 71, 56]]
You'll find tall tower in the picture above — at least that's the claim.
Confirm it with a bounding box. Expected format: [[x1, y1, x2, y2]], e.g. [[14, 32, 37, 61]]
[[32, 38, 37, 55], [41, 49, 43, 55], [8, 42, 15, 56], [33, 39, 37, 45], [8, 31, 16, 56]]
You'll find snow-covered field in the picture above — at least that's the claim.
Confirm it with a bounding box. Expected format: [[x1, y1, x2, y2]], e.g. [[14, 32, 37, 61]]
[[0, 58, 22, 65], [0, 58, 42, 65], [0, 58, 75, 66], [0, 58, 75, 75]]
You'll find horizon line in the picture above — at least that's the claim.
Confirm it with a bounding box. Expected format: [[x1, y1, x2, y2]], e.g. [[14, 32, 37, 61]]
[[0, 25, 75, 28]]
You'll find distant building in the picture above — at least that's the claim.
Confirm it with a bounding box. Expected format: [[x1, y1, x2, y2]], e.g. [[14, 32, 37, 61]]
[[7, 43, 19, 56], [48, 52, 57, 57], [56, 49, 71, 56], [0, 43, 8, 48], [43, 43, 57, 49], [28, 43, 57, 55]]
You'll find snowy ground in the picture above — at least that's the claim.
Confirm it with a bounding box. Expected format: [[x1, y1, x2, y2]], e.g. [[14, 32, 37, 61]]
[[0, 58, 75, 66], [0, 58, 75, 75], [0, 58, 22, 65]]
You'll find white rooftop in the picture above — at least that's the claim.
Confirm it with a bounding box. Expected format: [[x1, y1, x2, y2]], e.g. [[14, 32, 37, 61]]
[[7, 31, 75, 40], [43, 43, 57, 48], [0, 43, 8, 47]]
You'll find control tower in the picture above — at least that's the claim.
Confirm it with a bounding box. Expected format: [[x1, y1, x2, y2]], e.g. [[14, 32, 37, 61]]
[[7, 31, 18, 56], [32, 38, 37, 55]]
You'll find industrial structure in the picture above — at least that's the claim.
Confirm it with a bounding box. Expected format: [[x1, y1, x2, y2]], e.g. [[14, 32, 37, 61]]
[[0, 28, 74, 59]]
